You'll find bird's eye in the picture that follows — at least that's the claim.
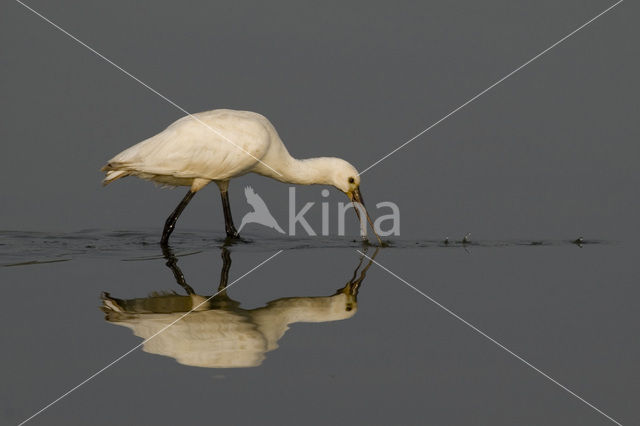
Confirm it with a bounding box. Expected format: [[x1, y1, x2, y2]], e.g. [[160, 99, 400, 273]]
[[348, 177, 355, 183]]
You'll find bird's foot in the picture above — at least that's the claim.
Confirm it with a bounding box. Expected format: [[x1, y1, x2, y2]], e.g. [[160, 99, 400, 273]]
[[221, 229, 252, 245], [358, 236, 389, 248]]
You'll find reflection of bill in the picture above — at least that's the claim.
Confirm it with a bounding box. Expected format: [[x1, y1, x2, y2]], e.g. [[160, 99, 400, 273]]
[[101, 248, 376, 368]]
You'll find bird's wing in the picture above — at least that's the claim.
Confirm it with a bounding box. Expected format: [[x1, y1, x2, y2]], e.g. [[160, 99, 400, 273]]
[[104, 110, 272, 181]]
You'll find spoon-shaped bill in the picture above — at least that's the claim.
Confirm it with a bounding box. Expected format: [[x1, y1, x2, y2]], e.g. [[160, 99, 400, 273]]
[[350, 188, 382, 245]]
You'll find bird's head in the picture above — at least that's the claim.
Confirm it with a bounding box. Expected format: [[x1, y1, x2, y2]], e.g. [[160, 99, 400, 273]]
[[328, 159, 381, 245], [328, 158, 360, 194]]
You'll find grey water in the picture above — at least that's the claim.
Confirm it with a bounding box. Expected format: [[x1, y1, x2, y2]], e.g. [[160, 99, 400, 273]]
[[1, 231, 638, 425], [2, 0, 639, 424]]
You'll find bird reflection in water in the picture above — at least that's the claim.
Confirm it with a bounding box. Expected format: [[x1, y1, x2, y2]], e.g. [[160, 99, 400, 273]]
[[101, 247, 377, 368]]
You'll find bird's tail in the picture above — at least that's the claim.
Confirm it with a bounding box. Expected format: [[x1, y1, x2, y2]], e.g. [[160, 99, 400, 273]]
[[100, 292, 124, 313], [101, 163, 129, 186], [100, 292, 135, 322]]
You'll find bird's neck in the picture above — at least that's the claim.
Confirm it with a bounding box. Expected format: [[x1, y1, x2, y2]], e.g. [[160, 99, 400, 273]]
[[271, 156, 336, 186]]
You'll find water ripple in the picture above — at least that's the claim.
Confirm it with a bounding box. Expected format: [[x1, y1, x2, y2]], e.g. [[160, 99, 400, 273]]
[[0, 229, 606, 267]]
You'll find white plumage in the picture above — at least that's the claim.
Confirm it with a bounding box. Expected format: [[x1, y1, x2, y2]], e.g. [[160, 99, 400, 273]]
[[102, 109, 380, 244], [102, 292, 357, 368], [103, 110, 274, 187], [100, 247, 375, 368]]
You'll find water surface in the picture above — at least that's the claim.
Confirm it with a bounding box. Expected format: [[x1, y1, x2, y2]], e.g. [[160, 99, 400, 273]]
[[1, 231, 637, 425]]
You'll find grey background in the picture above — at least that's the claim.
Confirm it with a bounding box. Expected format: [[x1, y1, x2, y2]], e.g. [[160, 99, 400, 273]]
[[1, 0, 637, 240], [1, 1, 639, 425]]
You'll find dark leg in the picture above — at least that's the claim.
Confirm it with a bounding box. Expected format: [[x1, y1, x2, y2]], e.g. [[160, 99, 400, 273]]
[[161, 190, 196, 246], [217, 247, 232, 292], [209, 247, 240, 310], [220, 190, 239, 238], [161, 244, 196, 295]]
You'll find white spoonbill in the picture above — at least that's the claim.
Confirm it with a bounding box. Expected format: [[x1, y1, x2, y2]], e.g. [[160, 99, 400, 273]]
[[102, 109, 381, 245]]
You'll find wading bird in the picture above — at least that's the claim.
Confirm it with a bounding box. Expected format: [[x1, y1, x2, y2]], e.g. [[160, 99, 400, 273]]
[[102, 109, 381, 245]]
